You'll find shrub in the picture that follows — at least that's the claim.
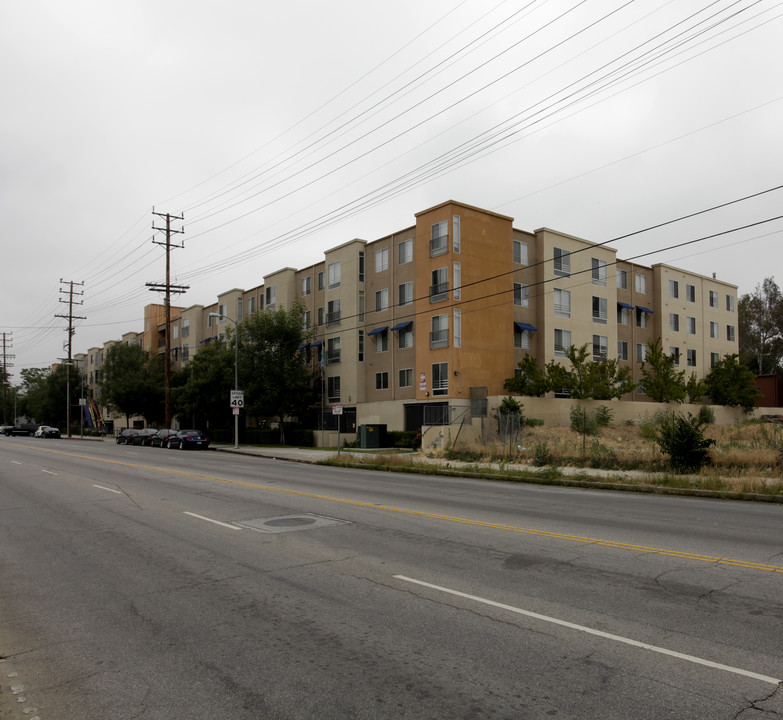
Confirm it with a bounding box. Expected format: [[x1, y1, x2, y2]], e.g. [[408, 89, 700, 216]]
[[697, 405, 715, 425], [533, 442, 554, 467], [653, 410, 715, 472], [594, 405, 614, 428], [524, 417, 545, 427], [570, 405, 610, 436], [589, 441, 618, 469]]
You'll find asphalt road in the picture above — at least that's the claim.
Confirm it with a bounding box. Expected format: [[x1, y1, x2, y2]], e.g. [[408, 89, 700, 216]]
[[1, 436, 782, 719]]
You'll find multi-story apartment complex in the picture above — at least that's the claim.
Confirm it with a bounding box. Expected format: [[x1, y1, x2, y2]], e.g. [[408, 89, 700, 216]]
[[85, 200, 738, 432]]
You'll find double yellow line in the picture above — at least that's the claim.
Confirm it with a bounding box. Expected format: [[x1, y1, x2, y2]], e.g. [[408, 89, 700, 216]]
[[18, 445, 783, 575]]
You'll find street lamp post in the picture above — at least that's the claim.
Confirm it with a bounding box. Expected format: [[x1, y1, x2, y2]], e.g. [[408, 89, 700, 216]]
[[207, 313, 240, 449]]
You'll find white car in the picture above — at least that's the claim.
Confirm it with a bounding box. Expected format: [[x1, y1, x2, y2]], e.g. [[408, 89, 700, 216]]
[[34, 425, 61, 439]]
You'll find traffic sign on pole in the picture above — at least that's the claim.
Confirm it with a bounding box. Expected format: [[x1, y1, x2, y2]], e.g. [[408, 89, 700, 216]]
[[230, 390, 244, 408]]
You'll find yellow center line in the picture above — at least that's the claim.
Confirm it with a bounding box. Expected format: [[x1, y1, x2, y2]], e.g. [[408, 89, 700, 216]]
[[15, 445, 783, 574]]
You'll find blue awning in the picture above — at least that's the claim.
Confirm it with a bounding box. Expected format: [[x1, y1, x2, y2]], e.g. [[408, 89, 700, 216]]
[[636, 305, 654, 314], [514, 321, 537, 332], [391, 321, 412, 331], [312, 340, 324, 347], [199, 335, 218, 344], [367, 326, 388, 336], [297, 342, 310, 350], [617, 301, 634, 309]]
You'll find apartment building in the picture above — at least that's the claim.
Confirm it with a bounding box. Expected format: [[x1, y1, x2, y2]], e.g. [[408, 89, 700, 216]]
[[85, 200, 738, 432]]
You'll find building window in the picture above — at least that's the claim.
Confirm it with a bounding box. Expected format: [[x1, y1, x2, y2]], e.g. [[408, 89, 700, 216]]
[[375, 329, 388, 353], [266, 286, 276, 308], [375, 372, 389, 390], [182, 345, 189, 361], [358, 251, 365, 282], [592, 258, 607, 286], [375, 248, 389, 273], [709, 290, 719, 308], [398, 239, 413, 265], [237, 297, 243, 322], [635, 273, 647, 294], [399, 368, 413, 388], [358, 330, 364, 362], [593, 335, 608, 361], [710, 321, 719, 339], [669, 313, 679, 332], [301, 276, 311, 296], [431, 221, 448, 256], [399, 281, 413, 306], [430, 267, 448, 302], [514, 325, 530, 349], [303, 310, 311, 330], [687, 349, 697, 367], [375, 288, 389, 312], [431, 314, 449, 349], [327, 262, 341, 289], [317, 307, 325, 326], [669, 279, 679, 298], [453, 215, 460, 253], [727, 325, 735, 342], [636, 308, 648, 329], [327, 337, 341, 365], [327, 376, 341, 403], [453, 262, 461, 301], [686, 284, 696, 302], [592, 297, 608, 324], [326, 299, 341, 327], [182, 318, 190, 337], [318, 271, 325, 291], [432, 362, 449, 396], [617, 306, 629, 325], [618, 341, 628, 361], [710, 352, 720, 368], [399, 325, 413, 349], [617, 269, 627, 289], [259, 295, 264, 310], [554, 288, 570, 318], [454, 308, 461, 348], [637, 343, 648, 362], [218, 303, 226, 319], [670, 347, 680, 365], [554, 247, 570, 276], [554, 329, 571, 357], [358, 291, 365, 322], [514, 282, 530, 307], [513, 239, 529, 265], [687, 316, 696, 334], [726, 295, 735, 312]]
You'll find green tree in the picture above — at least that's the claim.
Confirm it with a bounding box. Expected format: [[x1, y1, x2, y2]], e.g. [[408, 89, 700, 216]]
[[239, 301, 316, 442], [685, 372, 706, 403], [101, 343, 165, 426], [16, 365, 80, 429], [638, 339, 687, 403], [704, 354, 762, 412], [172, 340, 234, 430], [504, 354, 548, 396], [654, 410, 715, 472], [546, 344, 634, 400], [738, 277, 783, 374]]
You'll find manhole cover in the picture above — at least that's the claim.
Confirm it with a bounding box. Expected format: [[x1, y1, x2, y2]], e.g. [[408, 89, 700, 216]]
[[235, 514, 348, 534]]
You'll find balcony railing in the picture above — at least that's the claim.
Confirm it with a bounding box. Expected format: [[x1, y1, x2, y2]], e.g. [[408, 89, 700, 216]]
[[429, 282, 448, 302], [430, 329, 449, 349], [430, 236, 448, 257], [325, 311, 341, 327]]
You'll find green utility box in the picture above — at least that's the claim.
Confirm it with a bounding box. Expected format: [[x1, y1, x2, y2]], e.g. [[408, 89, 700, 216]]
[[358, 424, 386, 449]]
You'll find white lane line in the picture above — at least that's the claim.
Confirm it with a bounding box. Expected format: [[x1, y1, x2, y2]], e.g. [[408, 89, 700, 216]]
[[94, 484, 123, 494], [394, 575, 781, 686], [11, 461, 22, 465], [42, 470, 57, 476], [183, 511, 242, 530]]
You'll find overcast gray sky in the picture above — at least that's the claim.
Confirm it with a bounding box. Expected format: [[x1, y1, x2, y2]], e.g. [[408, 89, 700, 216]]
[[2, 0, 782, 378]]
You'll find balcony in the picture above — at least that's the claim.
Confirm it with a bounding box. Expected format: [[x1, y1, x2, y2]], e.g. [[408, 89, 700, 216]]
[[325, 311, 341, 327], [430, 236, 448, 257]]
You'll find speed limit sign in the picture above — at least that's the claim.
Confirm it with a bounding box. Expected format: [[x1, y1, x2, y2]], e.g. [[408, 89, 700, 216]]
[[230, 390, 244, 408]]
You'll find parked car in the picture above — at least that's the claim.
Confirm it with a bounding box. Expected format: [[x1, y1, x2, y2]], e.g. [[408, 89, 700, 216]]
[[168, 429, 210, 450], [116, 429, 140, 445], [132, 428, 159, 446], [151, 428, 178, 448], [3, 424, 38, 436], [34, 425, 61, 438]]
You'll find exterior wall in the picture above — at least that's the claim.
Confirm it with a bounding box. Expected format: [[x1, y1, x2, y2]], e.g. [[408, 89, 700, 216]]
[[414, 201, 515, 401], [264, 267, 297, 311], [179, 305, 204, 363]]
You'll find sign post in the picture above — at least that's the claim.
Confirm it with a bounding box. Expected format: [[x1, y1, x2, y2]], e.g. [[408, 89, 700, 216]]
[[332, 404, 343, 454], [229, 391, 244, 449]]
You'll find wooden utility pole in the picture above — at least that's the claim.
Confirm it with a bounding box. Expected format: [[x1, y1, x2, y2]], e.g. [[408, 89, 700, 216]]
[[2, 332, 15, 425], [55, 280, 85, 437], [147, 210, 188, 428]]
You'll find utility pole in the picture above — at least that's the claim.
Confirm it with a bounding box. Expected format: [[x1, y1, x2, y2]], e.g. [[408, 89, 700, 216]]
[[55, 280, 85, 437], [2, 332, 15, 425], [147, 210, 188, 429]]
